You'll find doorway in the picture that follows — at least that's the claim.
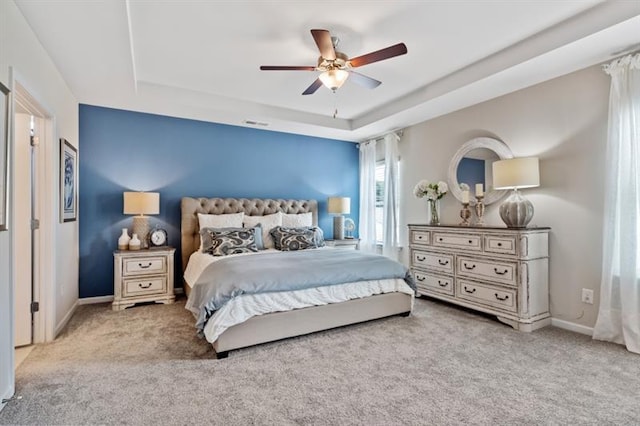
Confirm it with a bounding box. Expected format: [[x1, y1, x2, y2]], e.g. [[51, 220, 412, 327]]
[[12, 81, 54, 355]]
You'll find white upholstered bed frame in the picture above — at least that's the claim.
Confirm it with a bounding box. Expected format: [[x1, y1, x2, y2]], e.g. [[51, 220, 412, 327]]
[[181, 197, 412, 358]]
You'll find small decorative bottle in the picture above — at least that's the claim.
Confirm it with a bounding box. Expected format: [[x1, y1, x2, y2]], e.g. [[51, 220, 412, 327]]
[[118, 228, 130, 250], [129, 233, 141, 251]]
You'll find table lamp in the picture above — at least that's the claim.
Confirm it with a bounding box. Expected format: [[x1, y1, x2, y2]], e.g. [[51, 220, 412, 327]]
[[123, 191, 160, 248], [328, 197, 351, 240], [492, 157, 539, 228]]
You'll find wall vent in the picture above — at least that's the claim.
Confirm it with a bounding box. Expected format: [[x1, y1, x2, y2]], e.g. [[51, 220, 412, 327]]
[[243, 120, 269, 127]]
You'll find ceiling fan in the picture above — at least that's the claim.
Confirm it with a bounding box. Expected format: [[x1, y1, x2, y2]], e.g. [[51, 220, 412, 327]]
[[260, 29, 408, 95]]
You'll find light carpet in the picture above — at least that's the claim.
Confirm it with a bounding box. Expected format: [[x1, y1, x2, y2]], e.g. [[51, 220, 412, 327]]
[[1, 297, 638, 425]]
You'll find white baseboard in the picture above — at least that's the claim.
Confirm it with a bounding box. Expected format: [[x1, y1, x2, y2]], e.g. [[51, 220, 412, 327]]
[[78, 295, 114, 305], [551, 318, 594, 336], [54, 300, 79, 337]]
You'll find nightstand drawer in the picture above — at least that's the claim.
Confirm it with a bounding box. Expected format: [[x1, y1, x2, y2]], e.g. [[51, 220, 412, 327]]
[[432, 232, 482, 251], [411, 250, 454, 273], [457, 256, 517, 287], [413, 271, 453, 296], [123, 256, 166, 276], [124, 276, 166, 297], [456, 279, 517, 313], [410, 230, 430, 245], [484, 235, 517, 255]]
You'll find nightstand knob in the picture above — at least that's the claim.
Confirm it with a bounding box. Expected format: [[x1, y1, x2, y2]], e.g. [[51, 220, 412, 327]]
[[139, 282, 153, 289], [139, 262, 152, 269]]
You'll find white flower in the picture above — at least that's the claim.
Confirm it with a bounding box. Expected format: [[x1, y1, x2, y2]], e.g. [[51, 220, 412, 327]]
[[413, 179, 449, 200]]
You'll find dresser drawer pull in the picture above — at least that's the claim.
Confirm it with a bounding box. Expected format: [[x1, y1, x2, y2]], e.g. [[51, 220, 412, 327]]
[[468, 240, 473, 244], [463, 286, 476, 294], [138, 282, 153, 289], [494, 268, 509, 275], [138, 262, 152, 269], [417, 276, 426, 282], [495, 293, 509, 301], [438, 280, 448, 287], [463, 262, 476, 270], [438, 259, 449, 266], [417, 235, 423, 240], [417, 255, 426, 261], [438, 238, 443, 242], [497, 242, 503, 247]]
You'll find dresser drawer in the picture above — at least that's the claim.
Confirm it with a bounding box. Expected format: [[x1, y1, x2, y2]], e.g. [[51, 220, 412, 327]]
[[484, 235, 517, 255], [456, 279, 517, 313], [123, 276, 166, 297], [123, 256, 166, 276], [457, 256, 517, 287], [411, 250, 454, 273], [432, 232, 482, 252], [410, 230, 430, 245], [413, 270, 454, 296]]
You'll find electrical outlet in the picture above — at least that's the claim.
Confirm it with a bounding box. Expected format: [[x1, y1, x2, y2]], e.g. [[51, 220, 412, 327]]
[[581, 288, 594, 304]]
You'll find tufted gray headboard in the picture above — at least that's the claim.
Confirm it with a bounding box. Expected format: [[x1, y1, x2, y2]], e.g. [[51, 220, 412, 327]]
[[180, 197, 318, 274]]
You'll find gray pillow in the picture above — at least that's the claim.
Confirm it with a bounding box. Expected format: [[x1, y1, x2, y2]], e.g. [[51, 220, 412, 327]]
[[270, 226, 325, 251], [201, 228, 258, 256], [201, 224, 264, 252]]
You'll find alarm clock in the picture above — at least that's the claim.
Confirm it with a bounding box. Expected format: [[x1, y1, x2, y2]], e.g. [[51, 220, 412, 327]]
[[149, 227, 168, 247]]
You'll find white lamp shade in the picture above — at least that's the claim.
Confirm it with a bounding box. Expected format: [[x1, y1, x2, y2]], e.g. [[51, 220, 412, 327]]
[[123, 192, 160, 215], [319, 69, 349, 90], [328, 197, 351, 214], [492, 157, 540, 190]]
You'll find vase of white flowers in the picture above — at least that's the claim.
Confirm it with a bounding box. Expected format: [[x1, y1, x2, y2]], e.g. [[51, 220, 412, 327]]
[[413, 180, 448, 225]]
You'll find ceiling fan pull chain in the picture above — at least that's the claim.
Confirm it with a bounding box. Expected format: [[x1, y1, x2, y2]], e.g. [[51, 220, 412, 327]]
[[333, 89, 338, 119]]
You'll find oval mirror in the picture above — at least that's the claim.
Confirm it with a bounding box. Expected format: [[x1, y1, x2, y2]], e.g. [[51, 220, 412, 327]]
[[448, 137, 513, 205]]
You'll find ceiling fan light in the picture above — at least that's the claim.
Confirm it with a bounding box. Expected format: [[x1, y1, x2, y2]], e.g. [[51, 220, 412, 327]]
[[319, 69, 349, 90]]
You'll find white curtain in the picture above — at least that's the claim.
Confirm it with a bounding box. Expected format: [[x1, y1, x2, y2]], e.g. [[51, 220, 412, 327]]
[[359, 140, 377, 253], [382, 133, 400, 260], [593, 53, 640, 354]]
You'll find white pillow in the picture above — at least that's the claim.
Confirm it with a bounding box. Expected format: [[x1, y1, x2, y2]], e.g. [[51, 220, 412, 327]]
[[243, 212, 282, 249], [282, 212, 313, 228], [197, 212, 244, 251]]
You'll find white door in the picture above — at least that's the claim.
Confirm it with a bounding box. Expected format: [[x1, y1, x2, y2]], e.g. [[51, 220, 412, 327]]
[[13, 111, 37, 347]]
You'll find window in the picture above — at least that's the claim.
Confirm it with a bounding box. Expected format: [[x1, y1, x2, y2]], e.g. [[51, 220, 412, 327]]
[[375, 162, 385, 244]]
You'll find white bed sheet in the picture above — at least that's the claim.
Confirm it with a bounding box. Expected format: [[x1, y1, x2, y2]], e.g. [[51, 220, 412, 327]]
[[184, 250, 414, 343]]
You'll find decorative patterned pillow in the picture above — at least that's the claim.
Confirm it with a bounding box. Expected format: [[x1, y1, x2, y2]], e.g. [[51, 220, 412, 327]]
[[282, 212, 313, 228], [270, 226, 326, 251], [200, 225, 264, 252], [243, 212, 283, 249], [202, 228, 258, 256]]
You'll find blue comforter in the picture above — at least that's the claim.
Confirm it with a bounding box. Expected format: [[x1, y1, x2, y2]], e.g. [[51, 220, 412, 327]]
[[185, 249, 415, 332]]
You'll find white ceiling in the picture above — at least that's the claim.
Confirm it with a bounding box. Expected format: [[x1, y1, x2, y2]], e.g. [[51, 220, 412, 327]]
[[15, 0, 640, 141]]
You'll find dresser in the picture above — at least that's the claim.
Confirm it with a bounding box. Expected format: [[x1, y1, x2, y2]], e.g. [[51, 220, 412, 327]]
[[408, 224, 550, 331], [112, 247, 176, 311]]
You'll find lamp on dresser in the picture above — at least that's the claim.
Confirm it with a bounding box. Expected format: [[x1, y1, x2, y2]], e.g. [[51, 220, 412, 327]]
[[492, 157, 540, 228], [123, 191, 159, 248], [328, 197, 350, 240]]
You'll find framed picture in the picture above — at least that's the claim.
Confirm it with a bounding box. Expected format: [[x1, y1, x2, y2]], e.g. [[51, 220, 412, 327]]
[[60, 138, 77, 223], [0, 82, 9, 232]]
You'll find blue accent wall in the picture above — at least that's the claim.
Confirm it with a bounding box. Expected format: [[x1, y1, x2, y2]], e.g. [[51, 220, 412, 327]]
[[456, 158, 485, 189], [79, 105, 359, 298]]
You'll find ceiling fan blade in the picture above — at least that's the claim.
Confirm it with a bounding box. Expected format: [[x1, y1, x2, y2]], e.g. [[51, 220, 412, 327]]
[[311, 29, 336, 60], [260, 65, 316, 71], [302, 78, 323, 95], [348, 71, 382, 89], [349, 43, 407, 68]]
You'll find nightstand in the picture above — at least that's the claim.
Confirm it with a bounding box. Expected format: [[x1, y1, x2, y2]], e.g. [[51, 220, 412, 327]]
[[325, 238, 360, 250], [112, 247, 175, 311]]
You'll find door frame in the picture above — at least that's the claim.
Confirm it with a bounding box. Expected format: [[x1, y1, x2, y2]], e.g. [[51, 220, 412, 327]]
[[11, 70, 56, 344]]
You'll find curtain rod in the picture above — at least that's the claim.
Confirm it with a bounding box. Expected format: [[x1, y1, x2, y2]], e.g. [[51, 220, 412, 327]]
[[358, 129, 404, 145]]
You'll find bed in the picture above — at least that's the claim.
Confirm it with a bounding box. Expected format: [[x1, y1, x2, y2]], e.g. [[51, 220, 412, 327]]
[[181, 197, 414, 358]]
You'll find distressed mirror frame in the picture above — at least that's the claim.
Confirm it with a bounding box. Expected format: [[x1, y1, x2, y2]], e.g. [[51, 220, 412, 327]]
[[0, 82, 10, 231], [448, 137, 513, 206]]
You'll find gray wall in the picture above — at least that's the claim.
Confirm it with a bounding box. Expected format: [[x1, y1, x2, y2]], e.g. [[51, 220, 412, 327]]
[[399, 64, 609, 329]]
